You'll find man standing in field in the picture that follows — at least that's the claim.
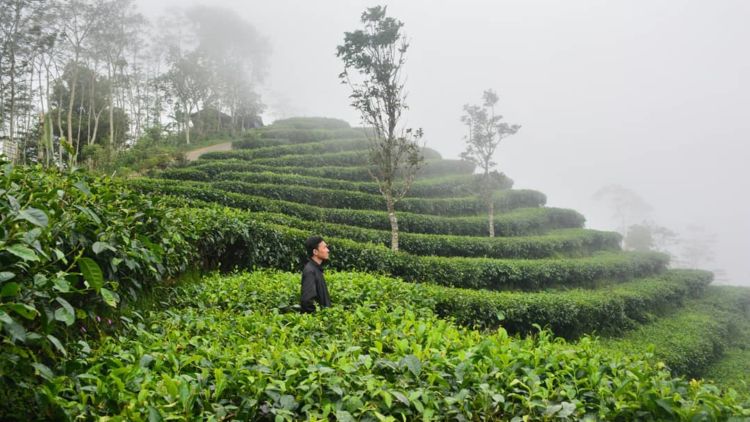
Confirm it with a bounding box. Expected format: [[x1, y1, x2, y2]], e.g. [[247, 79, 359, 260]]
[[301, 236, 331, 313]]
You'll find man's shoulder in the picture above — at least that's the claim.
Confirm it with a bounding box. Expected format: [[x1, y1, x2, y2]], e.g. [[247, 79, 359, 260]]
[[302, 261, 318, 274]]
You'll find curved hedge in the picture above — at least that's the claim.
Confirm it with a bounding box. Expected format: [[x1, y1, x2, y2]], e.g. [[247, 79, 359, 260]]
[[177, 206, 668, 290], [269, 117, 351, 130], [164, 170, 511, 198], [212, 180, 545, 216], [202, 138, 371, 161], [129, 178, 585, 236], [196, 269, 712, 339], [190, 159, 477, 181], [603, 286, 750, 377], [256, 212, 621, 258], [213, 149, 443, 168]]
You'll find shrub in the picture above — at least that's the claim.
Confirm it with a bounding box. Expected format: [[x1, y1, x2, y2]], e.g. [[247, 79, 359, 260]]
[[170, 206, 667, 290], [191, 158, 477, 181], [203, 138, 370, 161], [212, 180, 545, 216], [270, 116, 351, 129], [0, 162, 192, 401], [37, 271, 750, 420], [129, 178, 585, 236], [219, 148, 442, 167], [255, 212, 621, 258], [603, 286, 750, 377]]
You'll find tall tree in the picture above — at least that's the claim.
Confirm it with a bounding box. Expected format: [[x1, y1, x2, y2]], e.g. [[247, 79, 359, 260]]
[[0, 0, 46, 161], [164, 50, 209, 145], [55, 0, 101, 165], [460, 90, 520, 237], [337, 6, 424, 252]]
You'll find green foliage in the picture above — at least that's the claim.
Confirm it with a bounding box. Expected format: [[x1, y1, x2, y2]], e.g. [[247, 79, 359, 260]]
[[204, 137, 371, 161], [35, 271, 750, 420], [703, 310, 750, 394], [130, 178, 584, 236], [271, 117, 351, 130], [203, 148, 442, 167], [190, 158, 477, 181], [603, 286, 750, 377], [212, 179, 545, 216], [166, 206, 666, 290], [162, 169, 509, 198], [0, 162, 192, 399], [254, 212, 621, 259]]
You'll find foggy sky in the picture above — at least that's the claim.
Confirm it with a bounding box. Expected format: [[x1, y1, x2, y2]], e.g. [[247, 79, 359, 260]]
[[138, 0, 750, 285]]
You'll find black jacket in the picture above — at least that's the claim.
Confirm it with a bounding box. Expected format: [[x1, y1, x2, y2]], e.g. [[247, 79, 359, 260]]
[[300, 259, 331, 313]]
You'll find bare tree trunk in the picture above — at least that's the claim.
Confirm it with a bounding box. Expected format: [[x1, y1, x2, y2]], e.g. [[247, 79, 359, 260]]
[[75, 81, 85, 159], [108, 64, 114, 146], [386, 194, 399, 251], [9, 48, 17, 158], [185, 105, 191, 145], [67, 53, 81, 161], [488, 200, 495, 237]]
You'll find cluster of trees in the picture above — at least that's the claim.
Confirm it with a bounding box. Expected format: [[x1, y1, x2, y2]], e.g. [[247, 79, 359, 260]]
[[593, 184, 720, 276], [0, 0, 268, 168]]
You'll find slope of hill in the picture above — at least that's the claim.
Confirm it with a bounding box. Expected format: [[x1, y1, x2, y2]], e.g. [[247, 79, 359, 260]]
[[2, 117, 749, 419]]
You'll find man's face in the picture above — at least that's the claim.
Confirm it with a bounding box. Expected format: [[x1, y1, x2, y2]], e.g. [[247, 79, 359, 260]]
[[314, 241, 330, 261]]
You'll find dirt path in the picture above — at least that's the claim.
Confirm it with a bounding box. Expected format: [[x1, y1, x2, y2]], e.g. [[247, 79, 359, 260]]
[[185, 141, 233, 161]]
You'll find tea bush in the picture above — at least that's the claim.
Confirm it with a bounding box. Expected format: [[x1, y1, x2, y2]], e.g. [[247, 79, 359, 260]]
[[203, 138, 370, 160], [212, 180, 545, 216], [603, 286, 750, 377], [130, 178, 585, 236], [252, 212, 620, 258], [190, 158, 477, 181], [37, 271, 750, 420], [0, 162, 192, 405]]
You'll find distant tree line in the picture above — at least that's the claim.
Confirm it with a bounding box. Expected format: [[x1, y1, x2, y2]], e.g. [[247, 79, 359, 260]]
[[0, 0, 269, 168]]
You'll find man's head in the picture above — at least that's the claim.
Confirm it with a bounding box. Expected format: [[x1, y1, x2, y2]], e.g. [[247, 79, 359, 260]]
[[305, 236, 329, 263]]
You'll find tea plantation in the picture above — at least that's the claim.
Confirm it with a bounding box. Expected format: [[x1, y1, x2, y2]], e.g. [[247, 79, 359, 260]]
[[1, 117, 749, 420]]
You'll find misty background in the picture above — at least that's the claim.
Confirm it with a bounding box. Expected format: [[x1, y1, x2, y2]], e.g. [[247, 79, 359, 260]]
[[139, 0, 748, 285]]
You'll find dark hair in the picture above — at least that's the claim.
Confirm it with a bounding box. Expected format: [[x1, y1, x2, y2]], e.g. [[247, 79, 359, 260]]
[[305, 236, 325, 258]]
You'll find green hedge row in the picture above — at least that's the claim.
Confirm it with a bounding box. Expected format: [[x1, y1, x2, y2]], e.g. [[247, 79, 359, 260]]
[[255, 212, 621, 259], [420, 269, 712, 337], [212, 180, 545, 216], [258, 127, 365, 142], [162, 169, 511, 198], [203, 138, 370, 161], [197, 269, 711, 340], [178, 206, 668, 290], [268, 117, 351, 130], [189, 159, 477, 181], [129, 178, 585, 236], [203, 149, 443, 168], [232, 138, 290, 149], [603, 286, 750, 377]]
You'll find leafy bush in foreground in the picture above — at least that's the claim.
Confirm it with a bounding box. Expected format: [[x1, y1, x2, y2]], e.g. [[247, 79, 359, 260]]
[[37, 271, 750, 420], [0, 162, 191, 407]]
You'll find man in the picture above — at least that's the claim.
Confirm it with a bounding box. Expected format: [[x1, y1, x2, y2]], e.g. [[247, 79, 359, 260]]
[[301, 236, 331, 313]]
